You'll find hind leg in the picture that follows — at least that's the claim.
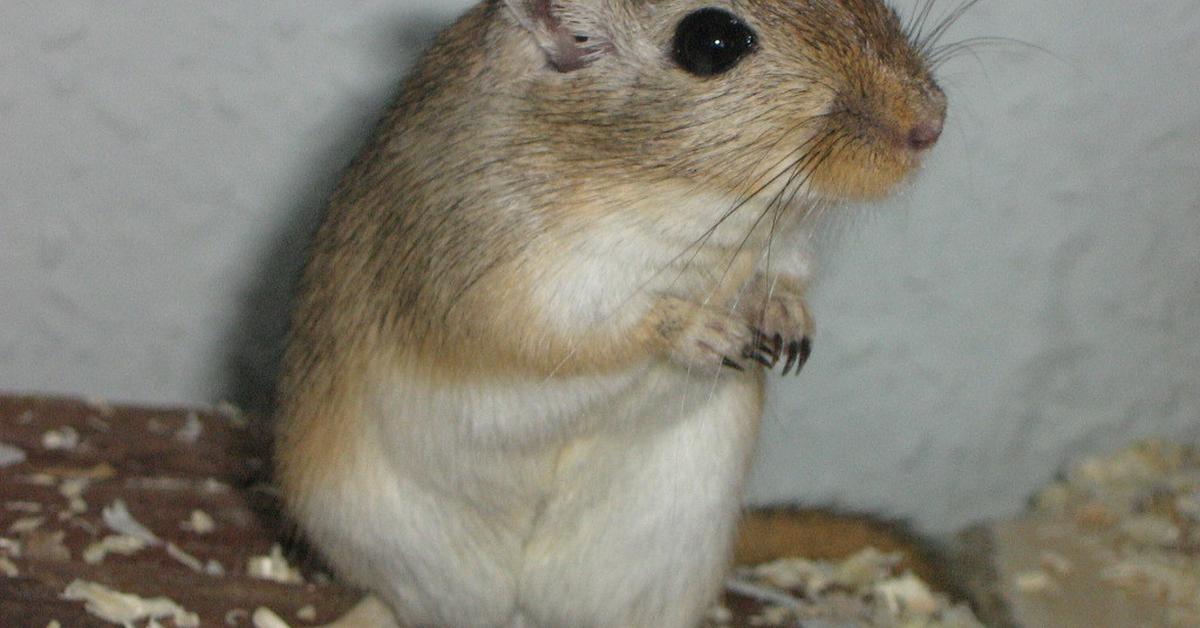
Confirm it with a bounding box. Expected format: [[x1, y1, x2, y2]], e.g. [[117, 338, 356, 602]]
[[294, 441, 540, 628]]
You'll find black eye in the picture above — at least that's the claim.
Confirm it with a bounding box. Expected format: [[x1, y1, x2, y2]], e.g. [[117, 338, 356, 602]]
[[672, 8, 757, 76]]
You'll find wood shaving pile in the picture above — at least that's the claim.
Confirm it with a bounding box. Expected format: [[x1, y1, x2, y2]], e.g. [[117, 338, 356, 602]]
[[717, 548, 984, 627], [1027, 440, 1200, 625]]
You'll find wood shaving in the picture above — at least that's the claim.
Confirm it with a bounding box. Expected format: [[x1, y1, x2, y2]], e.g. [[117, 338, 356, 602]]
[[0, 537, 20, 557], [1175, 493, 1200, 521], [82, 535, 148, 564], [216, 401, 249, 428], [205, 558, 226, 576], [1119, 515, 1180, 548], [0, 442, 27, 468], [61, 579, 200, 627], [174, 412, 204, 444], [752, 556, 827, 591], [46, 622, 61, 628], [875, 573, 940, 616], [0, 536, 21, 558], [102, 499, 162, 545], [68, 517, 100, 535], [226, 608, 251, 625], [85, 397, 115, 417], [1039, 550, 1073, 576], [1013, 570, 1055, 594], [41, 426, 80, 450], [252, 606, 293, 628], [730, 548, 983, 627], [1100, 559, 1200, 609], [9, 516, 45, 534], [24, 473, 58, 486], [126, 476, 194, 491], [296, 605, 317, 621], [166, 542, 205, 572], [181, 509, 216, 534], [202, 478, 232, 493], [44, 462, 117, 480], [85, 415, 112, 433], [247, 544, 304, 584], [749, 605, 792, 626], [726, 576, 803, 609], [24, 530, 71, 562], [59, 477, 90, 514], [0, 556, 17, 577]]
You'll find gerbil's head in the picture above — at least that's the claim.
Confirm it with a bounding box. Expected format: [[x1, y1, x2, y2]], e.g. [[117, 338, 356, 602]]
[[501, 0, 947, 203]]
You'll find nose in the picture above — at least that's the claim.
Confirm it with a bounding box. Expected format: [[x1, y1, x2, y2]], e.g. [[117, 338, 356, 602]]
[[907, 119, 942, 151]]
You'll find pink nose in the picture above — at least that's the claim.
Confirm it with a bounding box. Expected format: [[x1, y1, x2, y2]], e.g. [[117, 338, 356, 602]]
[[907, 121, 942, 151]]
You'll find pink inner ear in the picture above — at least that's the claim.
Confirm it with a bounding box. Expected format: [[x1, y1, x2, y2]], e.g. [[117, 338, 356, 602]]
[[547, 29, 589, 72], [518, 0, 603, 73], [528, 0, 556, 23]]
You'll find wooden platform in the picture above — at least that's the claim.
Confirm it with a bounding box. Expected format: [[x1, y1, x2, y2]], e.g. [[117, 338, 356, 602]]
[[0, 395, 802, 627], [0, 395, 359, 626]]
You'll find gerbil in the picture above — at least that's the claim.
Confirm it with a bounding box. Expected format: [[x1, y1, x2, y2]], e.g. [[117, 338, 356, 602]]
[[275, 1, 946, 626]]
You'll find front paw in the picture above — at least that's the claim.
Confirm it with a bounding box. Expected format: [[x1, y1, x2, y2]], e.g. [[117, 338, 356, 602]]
[[662, 302, 774, 374], [740, 276, 814, 375]]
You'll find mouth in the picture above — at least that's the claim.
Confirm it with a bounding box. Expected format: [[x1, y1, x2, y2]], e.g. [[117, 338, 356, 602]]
[[804, 89, 946, 201]]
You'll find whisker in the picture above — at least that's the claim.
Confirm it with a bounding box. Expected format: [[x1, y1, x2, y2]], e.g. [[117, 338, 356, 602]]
[[537, 120, 836, 382], [908, 0, 943, 47], [668, 125, 835, 289], [919, 0, 986, 53], [706, 129, 841, 308], [928, 35, 1064, 70]]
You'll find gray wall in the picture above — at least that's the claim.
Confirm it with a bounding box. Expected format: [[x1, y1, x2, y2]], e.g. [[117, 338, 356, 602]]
[[2, 1, 1198, 534]]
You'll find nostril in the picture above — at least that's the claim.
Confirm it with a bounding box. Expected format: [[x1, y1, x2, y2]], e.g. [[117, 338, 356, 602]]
[[907, 121, 942, 151]]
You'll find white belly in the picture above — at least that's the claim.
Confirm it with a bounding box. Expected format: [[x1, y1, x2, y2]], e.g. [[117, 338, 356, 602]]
[[300, 362, 763, 627]]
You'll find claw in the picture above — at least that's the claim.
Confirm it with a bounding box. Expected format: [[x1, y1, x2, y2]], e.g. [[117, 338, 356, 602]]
[[741, 345, 775, 368], [756, 342, 778, 363], [751, 329, 777, 361], [781, 341, 800, 375], [795, 337, 812, 375], [722, 357, 745, 372]]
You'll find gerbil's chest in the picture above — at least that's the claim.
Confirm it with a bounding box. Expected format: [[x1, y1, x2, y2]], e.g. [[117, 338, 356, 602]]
[[530, 187, 804, 327]]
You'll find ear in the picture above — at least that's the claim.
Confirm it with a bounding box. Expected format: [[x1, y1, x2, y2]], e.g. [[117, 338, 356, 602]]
[[503, 0, 615, 72]]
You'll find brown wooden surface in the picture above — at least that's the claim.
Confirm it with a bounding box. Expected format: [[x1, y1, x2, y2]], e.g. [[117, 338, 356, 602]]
[[0, 395, 802, 627], [0, 395, 360, 627]]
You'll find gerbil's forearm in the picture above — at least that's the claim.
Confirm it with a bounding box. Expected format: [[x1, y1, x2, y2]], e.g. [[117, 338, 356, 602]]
[[420, 246, 766, 377], [428, 290, 745, 377]]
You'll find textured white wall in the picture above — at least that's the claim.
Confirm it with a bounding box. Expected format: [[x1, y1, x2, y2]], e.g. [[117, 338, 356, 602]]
[[2, 1, 1198, 534]]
